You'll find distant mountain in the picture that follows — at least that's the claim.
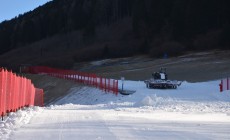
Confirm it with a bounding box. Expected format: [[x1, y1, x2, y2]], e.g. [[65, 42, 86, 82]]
[[0, 0, 230, 70]]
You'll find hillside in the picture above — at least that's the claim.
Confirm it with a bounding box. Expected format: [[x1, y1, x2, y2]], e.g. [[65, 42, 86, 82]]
[[74, 50, 230, 82], [0, 0, 230, 71], [22, 50, 230, 106]]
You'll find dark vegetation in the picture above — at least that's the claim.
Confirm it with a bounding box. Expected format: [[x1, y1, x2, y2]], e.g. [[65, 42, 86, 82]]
[[0, 0, 230, 71]]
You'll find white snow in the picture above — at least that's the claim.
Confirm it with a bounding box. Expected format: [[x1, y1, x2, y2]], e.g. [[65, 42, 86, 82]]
[[1, 80, 230, 140]]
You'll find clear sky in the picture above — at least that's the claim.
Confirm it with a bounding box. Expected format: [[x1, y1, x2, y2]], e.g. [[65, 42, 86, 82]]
[[0, 0, 51, 23]]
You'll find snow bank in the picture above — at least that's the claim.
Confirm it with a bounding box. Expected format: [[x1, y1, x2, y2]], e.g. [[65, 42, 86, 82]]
[[135, 94, 174, 107], [0, 107, 42, 140]]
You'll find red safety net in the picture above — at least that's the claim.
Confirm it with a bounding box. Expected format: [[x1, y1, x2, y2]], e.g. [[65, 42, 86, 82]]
[[0, 69, 44, 119], [24, 66, 118, 95]]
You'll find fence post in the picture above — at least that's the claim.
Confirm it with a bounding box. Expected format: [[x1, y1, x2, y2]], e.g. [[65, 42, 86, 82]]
[[108, 79, 110, 93], [116, 80, 118, 95], [220, 79, 223, 92], [113, 80, 115, 94], [104, 78, 107, 93], [227, 77, 229, 90], [0, 70, 3, 120], [10, 72, 14, 112]]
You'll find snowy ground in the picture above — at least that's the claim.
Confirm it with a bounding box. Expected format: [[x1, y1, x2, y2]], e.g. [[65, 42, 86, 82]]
[[1, 80, 230, 140]]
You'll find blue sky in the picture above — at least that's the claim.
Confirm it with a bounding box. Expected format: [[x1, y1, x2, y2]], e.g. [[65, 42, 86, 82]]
[[0, 0, 51, 22]]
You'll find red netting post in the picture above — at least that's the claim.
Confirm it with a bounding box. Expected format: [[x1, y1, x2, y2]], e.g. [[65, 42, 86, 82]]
[[15, 75, 19, 108], [41, 89, 44, 107], [79, 72, 82, 83], [84, 74, 86, 84], [12, 74, 17, 112], [86, 74, 88, 85], [95, 76, 98, 88], [10, 72, 15, 112], [32, 83, 35, 106], [8, 72, 11, 112], [20, 77, 24, 108], [0, 70, 2, 118], [27, 80, 31, 107], [104, 78, 107, 93], [101, 77, 103, 90], [13, 74, 16, 111], [113, 80, 116, 94], [100, 77, 102, 90], [31, 86, 35, 106], [94, 75, 96, 87], [21, 77, 25, 108], [87, 74, 89, 85], [27, 82, 30, 106], [0, 70, 4, 120], [86, 74, 88, 84], [83, 73, 86, 84], [75, 72, 77, 82], [74, 74, 76, 82], [80, 73, 82, 83], [91, 74, 93, 86], [14, 75, 18, 111], [116, 80, 118, 95], [10, 71, 13, 110], [16, 76, 20, 110], [83, 73, 85, 83], [24, 78, 27, 108], [93, 76, 95, 87], [66, 71, 69, 80], [3, 70, 7, 117], [90, 74, 93, 85], [108, 79, 111, 93], [89, 74, 91, 85], [25, 80, 28, 107], [18, 77, 22, 109], [86, 73, 88, 85], [78, 72, 80, 82], [220, 79, 223, 92], [5, 70, 10, 114], [227, 77, 229, 90], [69, 71, 72, 81], [88, 74, 90, 85], [95, 75, 98, 87], [77, 72, 79, 82]]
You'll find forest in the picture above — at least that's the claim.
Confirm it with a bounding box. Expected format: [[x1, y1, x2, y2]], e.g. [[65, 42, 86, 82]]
[[0, 0, 230, 69]]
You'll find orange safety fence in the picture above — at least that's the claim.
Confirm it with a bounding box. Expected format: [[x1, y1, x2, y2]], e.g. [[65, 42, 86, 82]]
[[0, 68, 44, 120], [23, 66, 118, 95]]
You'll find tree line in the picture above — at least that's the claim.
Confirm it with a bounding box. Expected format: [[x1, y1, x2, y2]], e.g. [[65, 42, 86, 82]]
[[0, 0, 229, 57]]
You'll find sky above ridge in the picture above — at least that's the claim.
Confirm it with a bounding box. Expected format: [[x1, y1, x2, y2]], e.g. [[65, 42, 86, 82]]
[[0, 0, 51, 22]]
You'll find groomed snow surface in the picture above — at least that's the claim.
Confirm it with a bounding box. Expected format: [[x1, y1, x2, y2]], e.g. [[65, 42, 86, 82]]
[[1, 80, 230, 140]]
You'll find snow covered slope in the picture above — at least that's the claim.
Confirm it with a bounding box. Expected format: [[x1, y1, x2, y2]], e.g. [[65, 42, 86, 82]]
[[1, 80, 230, 140]]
